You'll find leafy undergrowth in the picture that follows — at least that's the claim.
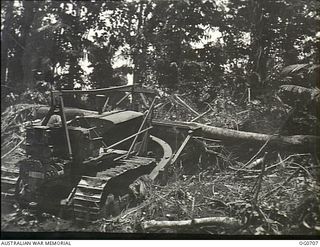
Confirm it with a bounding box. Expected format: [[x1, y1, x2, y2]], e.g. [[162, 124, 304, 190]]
[[154, 93, 290, 135], [1, 97, 319, 235], [94, 151, 320, 235], [1, 103, 43, 160], [3, 149, 318, 235]]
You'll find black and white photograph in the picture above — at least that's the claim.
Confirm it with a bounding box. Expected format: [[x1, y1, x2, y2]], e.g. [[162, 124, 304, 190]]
[[1, 0, 319, 240]]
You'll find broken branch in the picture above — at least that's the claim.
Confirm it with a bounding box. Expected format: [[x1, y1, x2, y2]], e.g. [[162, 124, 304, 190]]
[[190, 108, 212, 122], [142, 217, 241, 231], [261, 167, 301, 200], [265, 153, 310, 171], [174, 94, 200, 116], [1, 138, 25, 159], [252, 152, 268, 204]]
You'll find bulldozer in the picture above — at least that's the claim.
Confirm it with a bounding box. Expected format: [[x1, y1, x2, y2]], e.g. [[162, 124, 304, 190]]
[[1, 85, 174, 222]]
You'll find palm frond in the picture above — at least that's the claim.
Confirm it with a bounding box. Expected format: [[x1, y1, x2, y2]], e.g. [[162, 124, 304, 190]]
[[279, 85, 320, 103], [281, 64, 320, 76]]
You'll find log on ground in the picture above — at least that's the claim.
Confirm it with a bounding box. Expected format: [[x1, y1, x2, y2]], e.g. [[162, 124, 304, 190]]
[[152, 120, 319, 151], [142, 217, 241, 231], [190, 122, 319, 151]]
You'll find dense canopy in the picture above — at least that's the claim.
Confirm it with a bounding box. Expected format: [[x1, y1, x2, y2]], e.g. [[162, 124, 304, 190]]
[[1, 0, 318, 109]]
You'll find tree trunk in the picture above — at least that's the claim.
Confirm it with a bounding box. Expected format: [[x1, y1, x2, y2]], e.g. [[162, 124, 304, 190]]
[[194, 122, 319, 151], [30, 107, 320, 151], [1, 1, 14, 86], [132, 2, 145, 85], [152, 120, 319, 152], [21, 1, 43, 89], [142, 217, 241, 231]]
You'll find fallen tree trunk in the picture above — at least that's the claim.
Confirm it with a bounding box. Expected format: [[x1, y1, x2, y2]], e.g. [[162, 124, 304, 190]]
[[191, 122, 319, 151], [152, 120, 319, 151], [142, 217, 241, 231], [28, 105, 319, 151]]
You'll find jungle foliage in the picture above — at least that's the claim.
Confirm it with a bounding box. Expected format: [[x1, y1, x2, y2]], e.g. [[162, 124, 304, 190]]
[[1, 0, 320, 235], [1, 0, 319, 110]]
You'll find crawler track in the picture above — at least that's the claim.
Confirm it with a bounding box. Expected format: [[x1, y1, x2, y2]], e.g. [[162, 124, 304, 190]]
[[0, 136, 173, 223], [73, 156, 156, 222]]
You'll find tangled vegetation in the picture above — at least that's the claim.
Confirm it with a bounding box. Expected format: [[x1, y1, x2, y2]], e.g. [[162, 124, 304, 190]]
[[1, 94, 319, 236], [1, 0, 319, 237]]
